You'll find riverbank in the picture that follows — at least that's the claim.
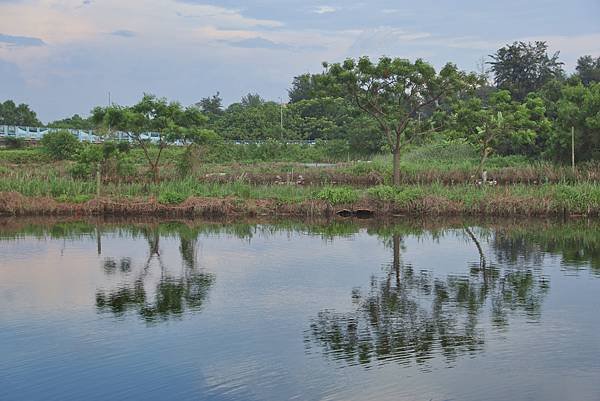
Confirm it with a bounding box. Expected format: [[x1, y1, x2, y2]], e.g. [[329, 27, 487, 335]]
[[2, 181, 599, 217]]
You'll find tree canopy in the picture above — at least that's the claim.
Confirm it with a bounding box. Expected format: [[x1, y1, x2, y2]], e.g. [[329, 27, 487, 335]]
[[489, 41, 564, 101]]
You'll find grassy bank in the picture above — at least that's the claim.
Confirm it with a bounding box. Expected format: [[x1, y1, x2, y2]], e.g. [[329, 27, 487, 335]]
[[1, 183, 599, 217], [1, 142, 599, 217]]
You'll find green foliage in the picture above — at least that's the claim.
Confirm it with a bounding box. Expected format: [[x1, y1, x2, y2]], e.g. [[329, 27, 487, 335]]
[[367, 185, 425, 206], [575, 55, 600, 86], [48, 114, 93, 129], [0, 148, 50, 163], [40, 130, 81, 160], [547, 82, 600, 161], [403, 140, 477, 163], [158, 191, 187, 205], [70, 143, 135, 179], [0, 100, 41, 126], [489, 41, 564, 101], [92, 94, 213, 181], [4, 137, 27, 149], [446, 90, 552, 171], [317, 186, 359, 204], [325, 55, 478, 184]]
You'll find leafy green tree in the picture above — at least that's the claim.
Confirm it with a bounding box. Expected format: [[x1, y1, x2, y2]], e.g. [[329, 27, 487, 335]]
[[240, 93, 264, 108], [447, 90, 552, 177], [286, 97, 351, 140], [547, 82, 600, 162], [218, 100, 284, 139], [92, 94, 209, 182], [48, 114, 93, 130], [40, 129, 81, 160], [325, 56, 475, 185], [489, 41, 564, 101], [0, 100, 42, 126], [71, 142, 134, 180], [288, 73, 314, 103], [287, 73, 332, 103], [575, 55, 600, 86], [195, 92, 223, 117]]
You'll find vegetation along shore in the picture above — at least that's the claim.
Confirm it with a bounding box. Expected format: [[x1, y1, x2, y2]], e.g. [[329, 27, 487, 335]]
[[1, 42, 599, 217]]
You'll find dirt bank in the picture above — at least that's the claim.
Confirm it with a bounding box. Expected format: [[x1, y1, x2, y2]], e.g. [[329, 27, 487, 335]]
[[1, 191, 596, 218]]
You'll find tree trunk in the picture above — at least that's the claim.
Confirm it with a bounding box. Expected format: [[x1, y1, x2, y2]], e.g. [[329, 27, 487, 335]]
[[392, 146, 401, 186], [152, 164, 160, 183], [393, 234, 401, 288], [478, 148, 490, 182]]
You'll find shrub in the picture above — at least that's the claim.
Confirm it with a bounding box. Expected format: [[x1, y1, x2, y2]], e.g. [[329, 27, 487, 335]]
[[4, 137, 26, 149], [40, 130, 81, 160], [367, 185, 397, 201], [159, 191, 187, 205], [317, 186, 359, 204]]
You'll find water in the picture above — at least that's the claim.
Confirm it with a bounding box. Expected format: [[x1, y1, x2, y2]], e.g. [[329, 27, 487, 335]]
[[1, 218, 599, 401]]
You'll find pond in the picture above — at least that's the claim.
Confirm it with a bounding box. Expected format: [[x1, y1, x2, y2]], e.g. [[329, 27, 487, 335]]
[[1, 218, 599, 401]]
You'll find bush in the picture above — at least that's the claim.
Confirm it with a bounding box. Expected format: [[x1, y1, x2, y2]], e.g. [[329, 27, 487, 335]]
[[40, 130, 81, 160], [0, 148, 51, 164], [317, 186, 359, 204], [403, 139, 477, 164], [159, 191, 187, 204], [4, 137, 27, 149], [367, 185, 397, 201]]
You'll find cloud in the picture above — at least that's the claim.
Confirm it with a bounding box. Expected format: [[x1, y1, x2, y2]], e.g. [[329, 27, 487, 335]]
[[314, 6, 336, 14], [110, 30, 135, 38], [0, 33, 45, 47], [226, 37, 291, 50]]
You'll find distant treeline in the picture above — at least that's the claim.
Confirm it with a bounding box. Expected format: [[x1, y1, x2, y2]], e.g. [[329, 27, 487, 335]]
[[1, 41, 599, 161]]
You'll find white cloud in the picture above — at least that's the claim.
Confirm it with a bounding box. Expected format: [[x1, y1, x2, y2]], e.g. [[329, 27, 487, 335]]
[[313, 5, 336, 14]]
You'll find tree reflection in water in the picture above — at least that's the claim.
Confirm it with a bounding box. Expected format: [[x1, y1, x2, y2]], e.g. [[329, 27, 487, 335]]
[[96, 225, 215, 323], [307, 231, 550, 368]]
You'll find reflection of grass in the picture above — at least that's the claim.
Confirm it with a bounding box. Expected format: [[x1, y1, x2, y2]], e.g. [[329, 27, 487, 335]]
[[4, 219, 600, 270]]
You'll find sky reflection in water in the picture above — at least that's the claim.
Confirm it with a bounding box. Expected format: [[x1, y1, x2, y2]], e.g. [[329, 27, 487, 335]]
[[1, 219, 599, 401]]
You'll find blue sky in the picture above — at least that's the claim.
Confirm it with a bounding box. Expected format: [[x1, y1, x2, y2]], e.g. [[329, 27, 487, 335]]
[[0, 0, 599, 122]]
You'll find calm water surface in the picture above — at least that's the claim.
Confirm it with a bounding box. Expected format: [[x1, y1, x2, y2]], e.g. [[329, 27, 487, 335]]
[[1, 218, 599, 401]]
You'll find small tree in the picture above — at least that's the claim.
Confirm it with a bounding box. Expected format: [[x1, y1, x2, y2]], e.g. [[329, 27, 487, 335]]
[[325, 56, 475, 185], [40, 130, 81, 160], [92, 94, 208, 182], [448, 90, 551, 179]]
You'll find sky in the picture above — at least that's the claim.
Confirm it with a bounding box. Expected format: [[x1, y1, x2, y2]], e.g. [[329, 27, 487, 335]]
[[0, 0, 599, 123]]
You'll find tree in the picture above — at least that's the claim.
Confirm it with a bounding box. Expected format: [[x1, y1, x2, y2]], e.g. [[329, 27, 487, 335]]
[[0, 100, 42, 126], [288, 74, 314, 103], [40, 129, 81, 160], [287, 73, 331, 103], [547, 82, 600, 162], [286, 97, 351, 140], [325, 56, 475, 185], [448, 90, 551, 178], [218, 100, 284, 139], [240, 93, 264, 108], [195, 92, 223, 116], [92, 94, 209, 182], [489, 41, 564, 101], [48, 114, 93, 130], [575, 55, 600, 86]]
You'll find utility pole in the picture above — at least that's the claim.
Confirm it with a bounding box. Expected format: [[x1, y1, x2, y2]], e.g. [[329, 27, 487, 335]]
[[571, 126, 575, 173], [108, 92, 112, 135], [279, 96, 284, 141]]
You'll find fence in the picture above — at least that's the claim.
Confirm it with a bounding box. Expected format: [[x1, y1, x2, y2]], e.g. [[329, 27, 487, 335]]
[[0, 125, 318, 145]]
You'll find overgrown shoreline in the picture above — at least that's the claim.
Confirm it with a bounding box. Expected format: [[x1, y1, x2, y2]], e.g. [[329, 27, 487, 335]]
[[2, 183, 599, 217]]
